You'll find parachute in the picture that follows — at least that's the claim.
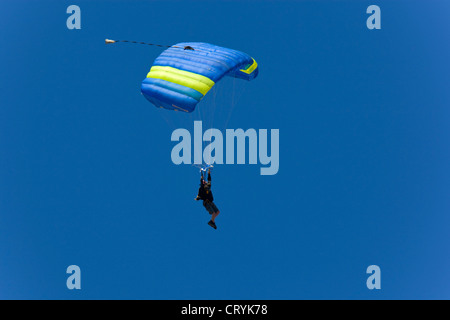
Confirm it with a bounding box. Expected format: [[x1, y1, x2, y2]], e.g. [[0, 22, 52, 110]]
[[140, 42, 259, 113]]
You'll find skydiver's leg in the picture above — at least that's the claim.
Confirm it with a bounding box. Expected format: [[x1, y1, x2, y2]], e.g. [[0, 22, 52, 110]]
[[211, 211, 220, 222], [205, 201, 218, 229], [203, 200, 213, 215], [210, 202, 220, 222]]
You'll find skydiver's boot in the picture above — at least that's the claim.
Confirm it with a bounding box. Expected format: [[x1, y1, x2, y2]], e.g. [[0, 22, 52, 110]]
[[208, 220, 217, 229]]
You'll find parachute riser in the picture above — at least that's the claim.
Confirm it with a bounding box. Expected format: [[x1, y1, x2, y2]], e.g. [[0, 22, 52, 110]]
[[105, 39, 197, 51]]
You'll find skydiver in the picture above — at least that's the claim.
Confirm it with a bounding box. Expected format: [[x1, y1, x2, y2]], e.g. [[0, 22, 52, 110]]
[[195, 168, 220, 229]]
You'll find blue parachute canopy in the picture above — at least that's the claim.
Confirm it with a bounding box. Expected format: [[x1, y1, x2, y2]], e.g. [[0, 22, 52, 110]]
[[141, 42, 258, 113]]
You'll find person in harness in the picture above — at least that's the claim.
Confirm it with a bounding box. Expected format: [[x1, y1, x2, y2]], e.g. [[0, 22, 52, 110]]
[[195, 168, 220, 229]]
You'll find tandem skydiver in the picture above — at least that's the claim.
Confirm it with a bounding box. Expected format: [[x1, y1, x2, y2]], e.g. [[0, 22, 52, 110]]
[[195, 168, 220, 229]]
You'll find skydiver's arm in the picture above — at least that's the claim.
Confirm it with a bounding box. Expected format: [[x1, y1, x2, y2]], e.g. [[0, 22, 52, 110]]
[[208, 171, 211, 183]]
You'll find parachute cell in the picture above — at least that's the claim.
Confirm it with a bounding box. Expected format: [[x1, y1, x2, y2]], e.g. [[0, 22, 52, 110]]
[[141, 42, 258, 112]]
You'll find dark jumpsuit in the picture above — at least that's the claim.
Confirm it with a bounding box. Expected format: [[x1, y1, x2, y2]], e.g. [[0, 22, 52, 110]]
[[196, 172, 219, 214]]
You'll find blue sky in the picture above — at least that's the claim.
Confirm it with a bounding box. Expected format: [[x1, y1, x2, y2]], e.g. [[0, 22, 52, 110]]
[[1, 0, 449, 299]]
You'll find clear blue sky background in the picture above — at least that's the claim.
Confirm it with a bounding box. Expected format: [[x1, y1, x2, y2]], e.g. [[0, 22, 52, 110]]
[[1, 0, 449, 299]]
